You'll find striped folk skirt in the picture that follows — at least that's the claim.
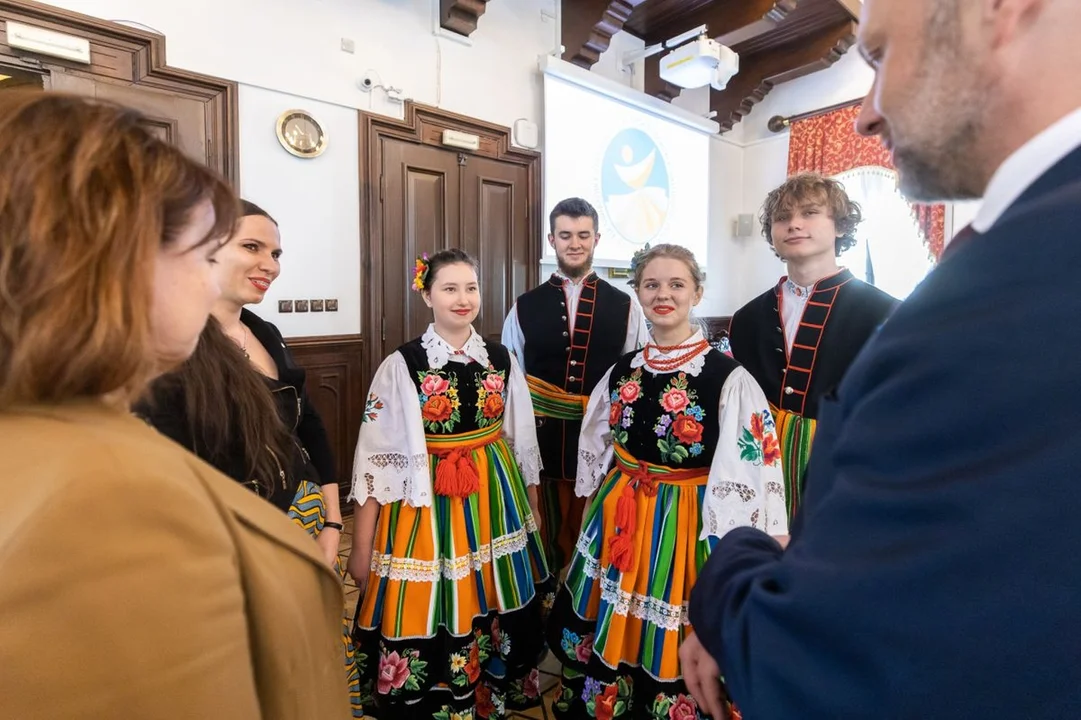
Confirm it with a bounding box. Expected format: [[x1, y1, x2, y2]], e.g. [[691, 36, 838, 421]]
[[353, 427, 554, 720], [546, 444, 727, 720], [287, 480, 364, 718], [770, 404, 817, 522]]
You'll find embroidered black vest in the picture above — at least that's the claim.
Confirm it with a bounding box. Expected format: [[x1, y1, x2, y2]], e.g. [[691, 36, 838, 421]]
[[728, 270, 897, 419], [516, 273, 631, 479], [397, 337, 512, 436], [606, 349, 738, 469]]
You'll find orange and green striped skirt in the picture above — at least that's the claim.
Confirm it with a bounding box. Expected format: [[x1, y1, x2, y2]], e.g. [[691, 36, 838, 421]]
[[353, 423, 553, 719]]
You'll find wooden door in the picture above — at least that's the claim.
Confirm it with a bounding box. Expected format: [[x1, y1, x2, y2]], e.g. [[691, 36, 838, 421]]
[[48, 70, 209, 165], [0, 2, 238, 185], [362, 102, 541, 383], [380, 137, 462, 357], [460, 155, 531, 343]]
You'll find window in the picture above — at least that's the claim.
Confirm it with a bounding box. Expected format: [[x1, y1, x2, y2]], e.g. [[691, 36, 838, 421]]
[[833, 166, 934, 300]]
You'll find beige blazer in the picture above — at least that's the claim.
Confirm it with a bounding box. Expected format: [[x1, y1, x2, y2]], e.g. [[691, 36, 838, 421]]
[[0, 401, 351, 719]]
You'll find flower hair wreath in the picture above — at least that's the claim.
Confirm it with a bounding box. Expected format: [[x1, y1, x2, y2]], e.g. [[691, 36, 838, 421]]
[[412, 253, 430, 292], [627, 243, 651, 285]]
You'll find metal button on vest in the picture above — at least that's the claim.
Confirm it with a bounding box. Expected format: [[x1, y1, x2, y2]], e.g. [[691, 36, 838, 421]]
[[563, 331, 568, 337], [776, 327, 783, 333], [568, 376, 577, 382], [565, 347, 571, 353], [784, 386, 794, 395], [561, 316, 567, 321], [775, 347, 784, 353], [570, 360, 578, 366]]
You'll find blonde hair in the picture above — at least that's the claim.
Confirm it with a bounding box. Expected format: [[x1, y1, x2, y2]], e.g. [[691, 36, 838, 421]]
[[629, 244, 705, 290], [0, 91, 238, 409]]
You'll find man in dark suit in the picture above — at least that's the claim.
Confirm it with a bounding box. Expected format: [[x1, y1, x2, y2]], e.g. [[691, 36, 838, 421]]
[[680, 0, 1081, 717]]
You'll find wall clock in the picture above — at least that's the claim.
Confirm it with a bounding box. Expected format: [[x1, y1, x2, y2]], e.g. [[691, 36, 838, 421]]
[[275, 109, 328, 158]]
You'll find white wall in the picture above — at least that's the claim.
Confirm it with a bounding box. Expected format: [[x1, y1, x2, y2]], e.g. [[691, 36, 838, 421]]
[[45, 0, 559, 335], [237, 86, 361, 337]]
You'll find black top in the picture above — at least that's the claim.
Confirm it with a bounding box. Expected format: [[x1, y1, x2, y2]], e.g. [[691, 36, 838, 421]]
[[605, 348, 738, 469], [728, 270, 896, 419], [137, 309, 336, 512], [516, 273, 631, 397], [515, 273, 631, 480], [397, 336, 512, 435]]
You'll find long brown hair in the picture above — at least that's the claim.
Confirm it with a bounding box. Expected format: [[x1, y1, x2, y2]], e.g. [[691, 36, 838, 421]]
[[0, 91, 237, 409], [146, 202, 293, 493]]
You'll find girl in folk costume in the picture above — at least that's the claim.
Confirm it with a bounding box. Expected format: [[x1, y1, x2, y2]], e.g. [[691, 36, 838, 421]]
[[348, 249, 554, 720], [546, 244, 788, 720]]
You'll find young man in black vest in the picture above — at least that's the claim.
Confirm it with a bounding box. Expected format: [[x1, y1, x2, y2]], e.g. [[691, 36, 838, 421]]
[[502, 197, 648, 571], [727, 173, 896, 523]]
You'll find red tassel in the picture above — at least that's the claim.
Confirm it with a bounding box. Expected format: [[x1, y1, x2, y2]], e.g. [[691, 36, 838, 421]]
[[608, 533, 633, 572], [613, 484, 636, 533], [434, 450, 460, 496], [434, 448, 479, 498], [457, 453, 479, 496]]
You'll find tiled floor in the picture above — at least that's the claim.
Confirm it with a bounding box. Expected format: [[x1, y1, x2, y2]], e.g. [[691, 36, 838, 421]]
[[337, 516, 562, 720]]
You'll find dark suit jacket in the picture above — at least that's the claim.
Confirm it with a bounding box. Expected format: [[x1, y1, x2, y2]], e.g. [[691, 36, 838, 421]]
[[689, 145, 1081, 718]]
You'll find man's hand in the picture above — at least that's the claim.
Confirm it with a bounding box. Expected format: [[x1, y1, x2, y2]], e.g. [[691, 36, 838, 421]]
[[680, 630, 729, 719]]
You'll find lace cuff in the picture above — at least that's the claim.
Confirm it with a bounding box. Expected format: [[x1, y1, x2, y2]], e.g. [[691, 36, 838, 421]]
[[349, 451, 431, 505], [701, 478, 787, 540], [575, 446, 608, 497], [509, 440, 542, 487]]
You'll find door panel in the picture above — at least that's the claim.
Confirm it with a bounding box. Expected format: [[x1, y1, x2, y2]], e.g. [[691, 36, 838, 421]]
[[48, 71, 208, 164], [460, 155, 530, 343], [381, 138, 461, 357]]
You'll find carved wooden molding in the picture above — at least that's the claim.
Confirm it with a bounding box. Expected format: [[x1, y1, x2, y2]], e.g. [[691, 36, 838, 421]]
[[0, 0, 240, 187], [561, 0, 650, 70], [439, 0, 490, 37], [710, 20, 856, 133], [644, 0, 798, 46]]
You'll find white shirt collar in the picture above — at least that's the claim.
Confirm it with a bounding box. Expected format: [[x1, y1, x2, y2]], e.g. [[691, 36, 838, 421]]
[[973, 106, 1081, 232], [631, 329, 710, 377], [421, 324, 489, 368]]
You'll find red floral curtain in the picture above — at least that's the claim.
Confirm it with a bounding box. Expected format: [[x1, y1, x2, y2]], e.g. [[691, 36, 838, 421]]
[[786, 104, 947, 260]]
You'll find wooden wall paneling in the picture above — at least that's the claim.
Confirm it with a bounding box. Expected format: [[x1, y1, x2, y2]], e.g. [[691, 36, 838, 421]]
[[287, 334, 365, 509]]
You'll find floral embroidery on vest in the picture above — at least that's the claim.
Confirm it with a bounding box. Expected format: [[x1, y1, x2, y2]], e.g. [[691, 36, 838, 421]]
[[739, 410, 782, 467], [609, 367, 644, 446], [653, 372, 706, 464], [474, 366, 507, 427], [417, 369, 461, 432]]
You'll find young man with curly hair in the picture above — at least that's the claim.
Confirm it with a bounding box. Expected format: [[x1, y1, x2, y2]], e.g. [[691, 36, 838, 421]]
[[727, 173, 896, 522]]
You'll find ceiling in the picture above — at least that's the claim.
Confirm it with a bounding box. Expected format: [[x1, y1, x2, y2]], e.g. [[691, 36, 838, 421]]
[[438, 0, 861, 133]]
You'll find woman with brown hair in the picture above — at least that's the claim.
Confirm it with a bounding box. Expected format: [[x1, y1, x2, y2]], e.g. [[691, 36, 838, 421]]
[[0, 91, 350, 718], [137, 201, 362, 716]]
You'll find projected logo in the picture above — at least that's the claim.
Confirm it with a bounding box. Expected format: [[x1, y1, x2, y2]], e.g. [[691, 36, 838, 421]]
[[600, 128, 671, 246]]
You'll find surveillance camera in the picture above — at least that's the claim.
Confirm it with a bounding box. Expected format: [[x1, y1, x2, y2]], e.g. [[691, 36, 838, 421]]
[[358, 73, 376, 92]]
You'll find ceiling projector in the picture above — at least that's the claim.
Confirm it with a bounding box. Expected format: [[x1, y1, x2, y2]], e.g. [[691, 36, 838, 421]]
[[659, 36, 739, 91]]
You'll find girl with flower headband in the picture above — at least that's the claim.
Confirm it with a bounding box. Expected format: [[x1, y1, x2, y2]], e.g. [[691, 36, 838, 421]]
[[545, 244, 788, 720], [348, 248, 553, 720]]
